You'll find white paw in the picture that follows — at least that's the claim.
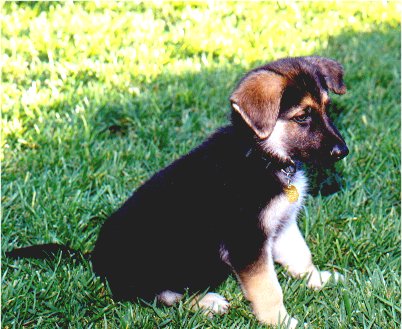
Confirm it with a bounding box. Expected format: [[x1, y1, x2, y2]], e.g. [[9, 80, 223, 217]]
[[157, 290, 183, 306], [196, 292, 230, 315], [307, 270, 344, 290], [284, 317, 308, 328], [285, 317, 299, 329]]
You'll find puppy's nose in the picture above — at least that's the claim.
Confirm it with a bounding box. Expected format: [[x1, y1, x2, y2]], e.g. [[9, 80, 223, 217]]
[[330, 144, 349, 161]]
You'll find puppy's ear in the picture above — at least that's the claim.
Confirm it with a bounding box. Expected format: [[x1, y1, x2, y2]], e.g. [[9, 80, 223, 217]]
[[304, 56, 347, 95], [230, 70, 285, 139]]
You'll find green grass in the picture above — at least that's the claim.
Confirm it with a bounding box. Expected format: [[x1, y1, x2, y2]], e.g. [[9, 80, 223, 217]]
[[2, 2, 400, 328]]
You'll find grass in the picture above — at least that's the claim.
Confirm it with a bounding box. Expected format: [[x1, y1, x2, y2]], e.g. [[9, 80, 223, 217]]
[[2, 2, 400, 328]]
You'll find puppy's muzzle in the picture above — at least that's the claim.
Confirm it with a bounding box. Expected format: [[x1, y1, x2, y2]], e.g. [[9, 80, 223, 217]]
[[324, 116, 349, 162]]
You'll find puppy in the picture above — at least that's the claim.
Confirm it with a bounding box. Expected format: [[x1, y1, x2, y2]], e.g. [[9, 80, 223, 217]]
[[7, 56, 349, 328]]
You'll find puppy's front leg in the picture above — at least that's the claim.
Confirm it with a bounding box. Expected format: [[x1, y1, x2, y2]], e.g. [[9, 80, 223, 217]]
[[235, 250, 298, 328], [273, 219, 343, 289]]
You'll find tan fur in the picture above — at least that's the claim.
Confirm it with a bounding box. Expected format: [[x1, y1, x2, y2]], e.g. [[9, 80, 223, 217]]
[[298, 94, 321, 113], [236, 252, 294, 326], [230, 71, 285, 139], [280, 94, 321, 118], [321, 92, 330, 107]]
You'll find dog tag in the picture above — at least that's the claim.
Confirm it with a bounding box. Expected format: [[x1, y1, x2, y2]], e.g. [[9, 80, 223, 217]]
[[284, 184, 299, 203]]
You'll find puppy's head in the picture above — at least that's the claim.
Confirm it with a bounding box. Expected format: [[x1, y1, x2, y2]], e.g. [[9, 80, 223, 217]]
[[230, 56, 349, 165]]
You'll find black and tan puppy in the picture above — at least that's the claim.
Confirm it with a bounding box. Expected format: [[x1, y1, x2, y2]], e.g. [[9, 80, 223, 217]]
[[7, 56, 349, 328]]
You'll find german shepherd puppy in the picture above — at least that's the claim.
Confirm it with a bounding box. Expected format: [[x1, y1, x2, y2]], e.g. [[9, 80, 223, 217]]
[[7, 56, 349, 328]]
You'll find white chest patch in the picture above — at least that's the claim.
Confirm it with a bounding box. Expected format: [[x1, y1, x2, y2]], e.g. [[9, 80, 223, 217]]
[[260, 170, 307, 236]]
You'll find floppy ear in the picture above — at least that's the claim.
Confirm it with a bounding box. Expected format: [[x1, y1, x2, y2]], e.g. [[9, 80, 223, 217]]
[[304, 56, 347, 95], [230, 70, 285, 139]]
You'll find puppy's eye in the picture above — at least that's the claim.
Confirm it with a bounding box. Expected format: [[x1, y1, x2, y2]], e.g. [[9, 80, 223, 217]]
[[293, 108, 312, 123]]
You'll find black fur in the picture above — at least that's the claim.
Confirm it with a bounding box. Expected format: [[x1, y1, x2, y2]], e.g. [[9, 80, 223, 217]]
[[6, 243, 88, 260]]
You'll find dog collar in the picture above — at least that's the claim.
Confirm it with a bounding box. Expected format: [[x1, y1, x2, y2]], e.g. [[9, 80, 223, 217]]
[[281, 164, 296, 186], [245, 146, 299, 203], [245, 146, 296, 173]]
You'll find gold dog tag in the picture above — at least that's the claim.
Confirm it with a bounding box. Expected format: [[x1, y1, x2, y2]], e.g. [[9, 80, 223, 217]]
[[284, 184, 299, 203]]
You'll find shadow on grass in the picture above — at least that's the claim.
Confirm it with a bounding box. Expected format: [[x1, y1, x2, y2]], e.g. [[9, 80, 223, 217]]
[[86, 25, 399, 196]]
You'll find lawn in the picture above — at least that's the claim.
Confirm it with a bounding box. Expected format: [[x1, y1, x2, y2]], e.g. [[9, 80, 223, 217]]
[[2, 2, 400, 328]]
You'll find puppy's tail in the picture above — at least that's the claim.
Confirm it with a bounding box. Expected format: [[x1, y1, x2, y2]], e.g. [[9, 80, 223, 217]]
[[6, 243, 90, 261]]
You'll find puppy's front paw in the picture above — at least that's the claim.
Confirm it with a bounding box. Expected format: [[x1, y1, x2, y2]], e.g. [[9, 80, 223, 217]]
[[283, 316, 299, 329], [307, 270, 344, 290], [193, 292, 230, 316], [257, 308, 299, 328]]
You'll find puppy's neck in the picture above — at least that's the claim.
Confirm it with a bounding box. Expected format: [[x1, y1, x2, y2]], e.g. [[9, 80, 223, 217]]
[[243, 142, 296, 173], [231, 111, 295, 171]]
